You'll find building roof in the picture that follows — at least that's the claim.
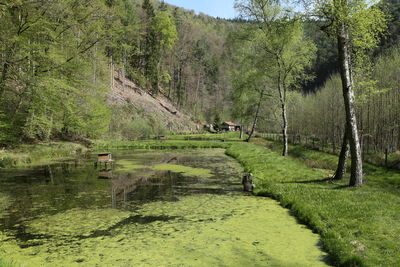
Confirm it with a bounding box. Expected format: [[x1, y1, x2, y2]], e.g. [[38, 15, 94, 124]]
[[223, 121, 237, 126]]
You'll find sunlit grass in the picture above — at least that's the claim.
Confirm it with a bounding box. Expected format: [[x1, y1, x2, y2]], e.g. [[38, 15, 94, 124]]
[[227, 141, 400, 266], [0, 258, 14, 267], [163, 132, 247, 141]]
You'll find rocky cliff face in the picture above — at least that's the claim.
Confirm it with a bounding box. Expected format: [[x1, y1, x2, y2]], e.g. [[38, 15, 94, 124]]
[[108, 72, 200, 134]]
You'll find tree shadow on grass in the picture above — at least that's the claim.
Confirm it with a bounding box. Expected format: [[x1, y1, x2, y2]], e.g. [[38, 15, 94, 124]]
[[280, 177, 352, 189], [281, 177, 333, 184]]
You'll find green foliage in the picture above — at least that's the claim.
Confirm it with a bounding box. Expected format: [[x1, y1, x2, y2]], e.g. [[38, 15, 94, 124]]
[[154, 11, 178, 50], [381, 0, 400, 48], [288, 46, 400, 157], [0, 0, 111, 145], [304, 0, 388, 82], [227, 31, 271, 128]]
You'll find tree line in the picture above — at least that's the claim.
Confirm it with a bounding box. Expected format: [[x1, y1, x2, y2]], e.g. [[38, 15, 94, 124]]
[[288, 46, 400, 167]]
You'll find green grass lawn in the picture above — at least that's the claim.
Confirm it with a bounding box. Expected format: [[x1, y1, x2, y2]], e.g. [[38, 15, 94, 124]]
[[226, 140, 400, 266]]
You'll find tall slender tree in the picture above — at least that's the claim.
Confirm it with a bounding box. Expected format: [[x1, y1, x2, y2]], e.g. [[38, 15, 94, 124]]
[[303, 0, 387, 186]]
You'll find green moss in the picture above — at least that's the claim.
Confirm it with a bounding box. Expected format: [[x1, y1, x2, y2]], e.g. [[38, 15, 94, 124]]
[[153, 164, 213, 178]]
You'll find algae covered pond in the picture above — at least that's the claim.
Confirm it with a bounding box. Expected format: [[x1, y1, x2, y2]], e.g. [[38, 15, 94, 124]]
[[0, 149, 329, 266]]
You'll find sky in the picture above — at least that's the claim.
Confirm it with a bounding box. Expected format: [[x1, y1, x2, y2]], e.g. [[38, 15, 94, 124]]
[[163, 0, 237, 19]]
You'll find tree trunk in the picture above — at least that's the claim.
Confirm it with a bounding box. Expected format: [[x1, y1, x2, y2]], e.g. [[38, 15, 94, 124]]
[[246, 89, 264, 142], [122, 50, 126, 91], [110, 55, 114, 90], [278, 80, 288, 156], [332, 125, 349, 180], [281, 102, 288, 156], [240, 119, 244, 140], [0, 61, 9, 97], [337, 24, 363, 186]]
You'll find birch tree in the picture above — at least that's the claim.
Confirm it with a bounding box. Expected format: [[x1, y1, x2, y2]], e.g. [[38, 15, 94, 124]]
[[303, 0, 387, 186]]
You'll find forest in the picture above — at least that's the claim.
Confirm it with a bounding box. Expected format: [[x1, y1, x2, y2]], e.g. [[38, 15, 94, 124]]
[[0, 0, 236, 144]]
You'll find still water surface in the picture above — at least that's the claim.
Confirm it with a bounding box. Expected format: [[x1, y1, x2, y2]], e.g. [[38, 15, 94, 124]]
[[0, 149, 329, 266]]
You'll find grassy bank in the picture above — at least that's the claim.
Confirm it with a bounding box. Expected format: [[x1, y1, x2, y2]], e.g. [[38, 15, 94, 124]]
[[0, 142, 87, 168], [93, 140, 230, 150], [262, 134, 400, 170], [0, 258, 14, 267], [226, 141, 400, 266], [162, 132, 247, 141]]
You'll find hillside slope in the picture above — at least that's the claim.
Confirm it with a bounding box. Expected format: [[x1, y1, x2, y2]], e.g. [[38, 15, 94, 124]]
[[108, 72, 200, 136]]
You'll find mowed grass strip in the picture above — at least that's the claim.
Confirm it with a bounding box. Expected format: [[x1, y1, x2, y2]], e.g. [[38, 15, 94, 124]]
[[226, 141, 400, 267]]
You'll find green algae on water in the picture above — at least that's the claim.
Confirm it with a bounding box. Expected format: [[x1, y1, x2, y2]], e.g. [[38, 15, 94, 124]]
[[0, 149, 329, 266], [26, 208, 132, 237], [115, 159, 146, 173], [0, 193, 11, 211], [153, 164, 213, 178], [0, 193, 12, 218], [1, 194, 329, 266]]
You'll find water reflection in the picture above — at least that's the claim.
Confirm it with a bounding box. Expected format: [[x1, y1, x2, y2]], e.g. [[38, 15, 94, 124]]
[[0, 150, 241, 230], [0, 150, 330, 266]]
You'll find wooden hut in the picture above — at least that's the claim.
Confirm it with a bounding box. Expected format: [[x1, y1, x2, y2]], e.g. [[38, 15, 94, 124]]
[[221, 121, 241, 132]]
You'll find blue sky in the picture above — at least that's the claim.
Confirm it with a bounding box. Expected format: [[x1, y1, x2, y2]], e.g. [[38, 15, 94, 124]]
[[163, 0, 237, 19]]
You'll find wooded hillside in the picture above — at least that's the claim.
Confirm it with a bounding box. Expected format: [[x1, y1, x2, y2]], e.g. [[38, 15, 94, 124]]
[[0, 0, 234, 145], [0, 0, 399, 147]]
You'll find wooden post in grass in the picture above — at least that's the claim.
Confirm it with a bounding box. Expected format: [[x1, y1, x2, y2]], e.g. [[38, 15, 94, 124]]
[[242, 173, 255, 192]]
